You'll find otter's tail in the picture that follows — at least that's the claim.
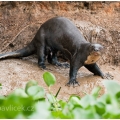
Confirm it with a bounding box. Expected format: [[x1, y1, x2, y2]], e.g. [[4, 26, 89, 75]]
[[0, 43, 35, 59]]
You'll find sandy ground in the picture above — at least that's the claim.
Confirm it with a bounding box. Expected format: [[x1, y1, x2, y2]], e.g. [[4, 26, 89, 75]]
[[0, 56, 119, 100], [0, 2, 119, 100]]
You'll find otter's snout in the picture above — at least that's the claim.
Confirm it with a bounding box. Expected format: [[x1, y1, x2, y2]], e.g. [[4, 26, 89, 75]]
[[94, 48, 99, 51], [91, 44, 104, 52]]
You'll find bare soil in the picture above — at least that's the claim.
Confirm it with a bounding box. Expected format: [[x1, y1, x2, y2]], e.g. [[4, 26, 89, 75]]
[[0, 57, 119, 100], [0, 2, 120, 100]]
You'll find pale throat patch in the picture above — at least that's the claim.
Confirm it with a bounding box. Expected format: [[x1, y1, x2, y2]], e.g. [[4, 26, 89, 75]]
[[85, 53, 101, 64]]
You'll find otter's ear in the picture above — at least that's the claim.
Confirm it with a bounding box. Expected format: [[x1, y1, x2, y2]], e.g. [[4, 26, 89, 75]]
[[91, 45, 95, 49], [90, 44, 94, 50]]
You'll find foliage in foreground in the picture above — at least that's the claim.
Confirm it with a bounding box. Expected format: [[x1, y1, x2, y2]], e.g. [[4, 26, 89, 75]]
[[0, 71, 120, 118]]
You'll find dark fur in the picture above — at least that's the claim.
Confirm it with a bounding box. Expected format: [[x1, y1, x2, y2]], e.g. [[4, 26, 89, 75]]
[[0, 17, 107, 86]]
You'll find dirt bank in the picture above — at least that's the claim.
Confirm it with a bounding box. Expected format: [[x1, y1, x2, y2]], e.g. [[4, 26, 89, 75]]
[[0, 2, 120, 99]]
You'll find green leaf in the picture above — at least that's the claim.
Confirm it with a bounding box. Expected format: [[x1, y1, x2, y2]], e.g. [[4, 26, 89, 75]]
[[116, 91, 120, 100], [95, 102, 105, 115], [91, 86, 101, 98], [26, 85, 45, 100], [0, 96, 5, 105], [103, 104, 120, 118], [52, 110, 70, 119], [62, 104, 74, 119], [73, 107, 100, 119], [3, 94, 35, 118], [20, 97, 35, 116], [29, 101, 51, 119], [68, 95, 81, 108], [46, 93, 56, 104], [25, 80, 38, 93], [43, 72, 56, 87], [0, 83, 2, 89], [13, 88, 28, 98], [2, 94, 22, 118], [80, 95, 96, 108], [102, 80, 120, 95], [98, 94, 111, 104], [58, 100, 67, 109]]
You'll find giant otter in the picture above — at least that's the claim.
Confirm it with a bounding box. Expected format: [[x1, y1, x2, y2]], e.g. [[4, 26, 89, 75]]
[[0, 17, 113, 86]]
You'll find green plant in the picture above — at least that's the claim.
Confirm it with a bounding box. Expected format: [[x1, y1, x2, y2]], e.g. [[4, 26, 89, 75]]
[[0, 83, 2, 90], [0, 71, 120, 118]]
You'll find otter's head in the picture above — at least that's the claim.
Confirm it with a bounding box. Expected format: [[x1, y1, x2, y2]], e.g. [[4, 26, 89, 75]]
[[85, 44, 104, 64], [89, 44, 104, 56]]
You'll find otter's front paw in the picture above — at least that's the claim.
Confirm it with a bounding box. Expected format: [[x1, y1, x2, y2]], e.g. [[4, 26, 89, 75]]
[[66, 79, 80, 87], [38, 62, 46, 69], [102, 73, 114, 80]]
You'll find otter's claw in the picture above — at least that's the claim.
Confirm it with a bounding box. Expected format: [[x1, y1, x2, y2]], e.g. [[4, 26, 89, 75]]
[[56, 62, 70, 68], [61, 62, 70, 68], [66, 79, 80, 87], [103, 73, 114, 80]]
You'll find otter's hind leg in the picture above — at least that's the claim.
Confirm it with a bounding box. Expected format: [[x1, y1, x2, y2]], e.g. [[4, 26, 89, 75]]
[[37, 45, 46, 69], [36, 34, 46, 69], [47, 48, 69, 68], [51, 50, 69, 68]]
